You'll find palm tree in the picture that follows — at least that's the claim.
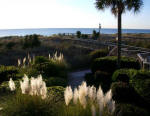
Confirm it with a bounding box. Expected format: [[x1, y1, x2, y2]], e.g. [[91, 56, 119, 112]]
[[95, 0, 143, 68]]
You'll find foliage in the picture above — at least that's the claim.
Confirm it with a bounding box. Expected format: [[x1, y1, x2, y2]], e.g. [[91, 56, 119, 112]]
[[114, 104, 150, 116], [0, 66, 22, 83], [111, 82, 140, 104], [34, 61, 67, 78], [89, 49, 108, 61], [45, 77, 67, 87], [81, 34, 88, 39], [0, 81, 19, 94], [91, 56, 140, 74], [112, 69, 137, 83], [92, 30, 99, 40], [22, 34, 41, 49], [34, 56, 49, 64], [2, 93, 55, 116], [5, 42, 16, 49], [76, 31, 81, 38], [32, 55, 68, 78], [61, 82, 115, 116], [112, 69, 150, 103], [85, 71, 111, 92], [131, 70, 150, 102]]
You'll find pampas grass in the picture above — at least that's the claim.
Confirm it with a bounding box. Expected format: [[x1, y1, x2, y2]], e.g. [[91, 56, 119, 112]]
[[64, 86, 73, 106], [20, 74, 47, 99], [63, 81, 115, 116], [9, 74, 47, 99], [9, 78, 16, 91]]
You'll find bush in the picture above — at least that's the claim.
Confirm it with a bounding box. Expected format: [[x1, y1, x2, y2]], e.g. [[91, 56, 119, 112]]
[[34, 56, 49, 64], [112, 69, 150, 104], [0, 66, 21, 83], [89, 49, 108, 61], [111, 82, 139, 103], [34, 61, 67, 79], [131, 70, 150, 102], [112, 69, 137, 83], [5, 42, 16, 49], [2, 86, 65, 116], [91, 56, 140, 74], [45, 77, 67, 87], [85, 71, 111, 92], [0, 81, 20, 94], [114, 104, 150, 116]]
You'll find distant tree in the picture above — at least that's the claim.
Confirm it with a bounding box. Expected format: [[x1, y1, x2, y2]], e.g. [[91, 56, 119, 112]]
[[76, 31, 81, 38], [95, 0, 143, 68], [32, 34, 41, 47], [92, 30, 99, 39], [22, 34, 41, 49]]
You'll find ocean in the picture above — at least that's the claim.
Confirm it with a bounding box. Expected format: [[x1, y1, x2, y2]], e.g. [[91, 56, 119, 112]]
[[0, 28, 150, 37]]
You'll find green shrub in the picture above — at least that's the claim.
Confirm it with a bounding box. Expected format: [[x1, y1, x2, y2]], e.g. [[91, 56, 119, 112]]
[[45, 77, 67, 87], [34, 56, 49, 64], [0, 81, 19, 94], [5, 42, 16, 49], [112, 69, 150, 103], [91, 56, 140, 74], [0, 66, 21, 83], [34, 61, 67, 78], [114, 104, 150, 116], [89, 49, 108, 61], [85, 71, 111, 92], [111, 82, 139, 103], [131, 70, 150, 102], [112, 69, 137, 83]]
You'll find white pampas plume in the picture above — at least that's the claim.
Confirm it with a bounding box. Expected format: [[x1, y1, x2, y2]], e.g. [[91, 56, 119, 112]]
[[97, 86, 104, 116], [20, 74, 30, 94], [78, 81, 88, 109], [88, 86, 96, 101], [18, 59, 21, 67], [104, 90, 115, 114], [30, 75, 47, 99], [40, 81, 47, 99], [104, 90, 112, 106], [23, 57, 26, 64], [49, 53, 51, 60], [91, 105, 96, 116], [20, 74, 47, 99], [64, 86, 73, 106], [9, 78, 16, 91], [73, 88, 79, 104]]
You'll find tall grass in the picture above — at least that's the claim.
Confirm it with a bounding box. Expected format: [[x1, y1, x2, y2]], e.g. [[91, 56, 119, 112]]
[[62, 82, 115, 116]]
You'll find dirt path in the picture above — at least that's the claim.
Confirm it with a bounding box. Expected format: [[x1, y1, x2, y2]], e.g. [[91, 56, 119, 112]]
[[68, 69, 91, 89]]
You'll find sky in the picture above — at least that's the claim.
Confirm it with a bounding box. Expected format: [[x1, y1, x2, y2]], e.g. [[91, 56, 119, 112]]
[[0, 0, 149, 29]]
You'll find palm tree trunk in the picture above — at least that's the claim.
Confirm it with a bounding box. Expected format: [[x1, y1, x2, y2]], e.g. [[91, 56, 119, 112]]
[[117, 11, 122, 68]]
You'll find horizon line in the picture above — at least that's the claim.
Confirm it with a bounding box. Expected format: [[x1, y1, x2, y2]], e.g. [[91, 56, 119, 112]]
[[0, 27, 150, 30]]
